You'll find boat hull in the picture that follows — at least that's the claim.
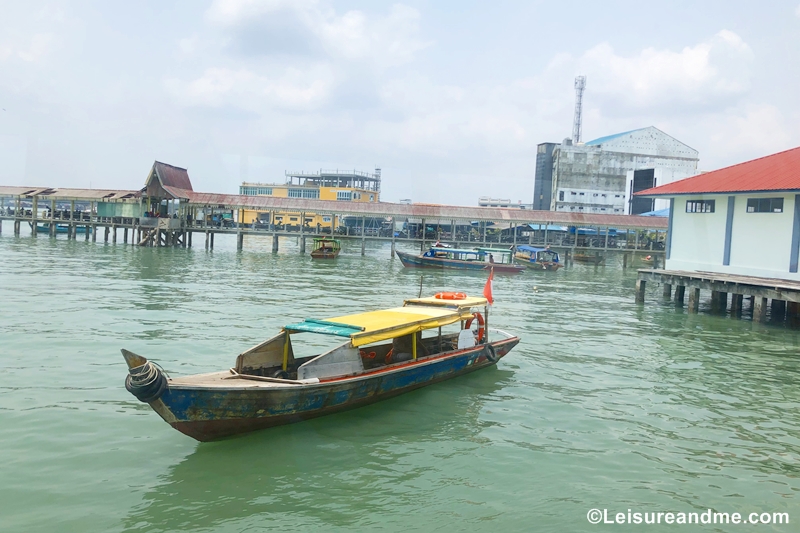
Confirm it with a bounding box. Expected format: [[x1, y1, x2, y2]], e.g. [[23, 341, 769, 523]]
[[150, 337, 519, 441], [395, 250, 523, 274], [310, 250, 340, 259]]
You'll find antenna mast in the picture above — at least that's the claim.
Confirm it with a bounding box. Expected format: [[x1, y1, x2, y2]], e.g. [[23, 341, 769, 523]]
[[572, 75, 586, 143]]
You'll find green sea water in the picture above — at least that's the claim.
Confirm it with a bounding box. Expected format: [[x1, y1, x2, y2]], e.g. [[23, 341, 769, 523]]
[[1, 226, 798, 533]]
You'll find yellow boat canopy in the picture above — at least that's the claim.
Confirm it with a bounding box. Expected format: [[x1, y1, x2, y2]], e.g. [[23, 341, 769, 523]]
[[284, 299, 484, 347]]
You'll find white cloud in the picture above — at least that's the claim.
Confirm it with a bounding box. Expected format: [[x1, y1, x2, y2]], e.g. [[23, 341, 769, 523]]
[[574, 30, 753, 112], [205, 0, 430, 66], [166, 64, 335, 111], [0, 33, 55, 62]]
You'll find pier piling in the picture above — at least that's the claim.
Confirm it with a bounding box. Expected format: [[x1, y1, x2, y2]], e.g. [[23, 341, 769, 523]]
[[662, 284, 672, 298], [298, 235, 304, 254], [673, 285, 685, 305], [124, 228, 128, 244], [272, 234, 279, 253], [731, 294, 744, 315], [204, 230, 209, 250], [753, 297, 767, 322], [238, 232, 244, 251], [92, 225, 97, 242], [210, 232, 214, 250], [687, 288, 700, 313], [635, 279, 646, 303], [771, 299, 786, 321], [104, 227, 109, 243]]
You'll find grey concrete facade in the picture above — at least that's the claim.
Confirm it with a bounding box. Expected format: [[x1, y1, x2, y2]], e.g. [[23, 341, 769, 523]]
[[550, 127, 699, 215]]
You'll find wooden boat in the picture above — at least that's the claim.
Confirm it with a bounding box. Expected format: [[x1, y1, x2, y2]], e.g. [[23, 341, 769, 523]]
[[310, 237, 341, 259], [396, 247, 524, 274], [514, 245, 562, 271], [572, 252, 605, 265], [122, 294, 520, 441]]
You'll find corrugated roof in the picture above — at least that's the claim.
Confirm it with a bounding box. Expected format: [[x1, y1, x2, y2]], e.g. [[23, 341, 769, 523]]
[[0, 186, 141, 200], [1, 186, 667, 229], [637, 146, 800, 196], [154, 161, 193, 191], [584, 128, 645, 146]]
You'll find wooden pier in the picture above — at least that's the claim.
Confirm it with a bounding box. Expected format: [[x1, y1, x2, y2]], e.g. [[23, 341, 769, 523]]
[[635, 269, 800, 323]]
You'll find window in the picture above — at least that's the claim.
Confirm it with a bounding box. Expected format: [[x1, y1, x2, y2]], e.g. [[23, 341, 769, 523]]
[[288, 188, 319, 199], [559, 191, 564, 201], [369, 194, 374, 201], [337, 191, 352, 201], [686, 200, 715, 213], [570, 191, 577, 195], [747, 197, 783, 213]]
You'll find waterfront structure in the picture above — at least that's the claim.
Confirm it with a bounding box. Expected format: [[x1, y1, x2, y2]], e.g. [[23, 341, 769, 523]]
[[633, 146, 800, 322], [0, 159, 669, 259], [638, 146, 800, 280], [536, 127, 699, 215], [239, 168, 381, 230]]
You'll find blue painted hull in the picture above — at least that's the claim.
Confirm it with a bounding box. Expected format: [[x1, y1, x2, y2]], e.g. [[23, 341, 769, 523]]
[[152, 337, 519, 441], [395, 250, 523, 274]]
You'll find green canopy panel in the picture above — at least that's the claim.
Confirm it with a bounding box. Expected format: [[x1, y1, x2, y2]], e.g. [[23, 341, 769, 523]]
[[284, 319, 365, 337]]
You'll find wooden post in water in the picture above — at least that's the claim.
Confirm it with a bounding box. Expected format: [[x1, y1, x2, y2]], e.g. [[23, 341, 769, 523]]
[[124, 227, 128, 244], [272, 234, 279, 253], [205, 230, 209, 250], [391, 234, 396, 257], [104, 226, 110, 243], [299, 235, 305, 254], [662, 284, 672, 298], [361, 215, 366, 256], [210, 232, 214, 250], [771, 299, 786, 322], [635, 279, 646, 303], [687, 288, 700, 313], [674, 285, 685, 305], [92, 225, 97, 242], [731, 294, 744, 315], [622, 253, 628, 269], [237, 231, 244, 251], [112, 225, 117, 244], [187, 230, 192, 248], [753, 297, 767, 322]]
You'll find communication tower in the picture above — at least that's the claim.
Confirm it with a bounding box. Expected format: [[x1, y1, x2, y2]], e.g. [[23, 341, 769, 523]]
[[572, 75, 586, 143]]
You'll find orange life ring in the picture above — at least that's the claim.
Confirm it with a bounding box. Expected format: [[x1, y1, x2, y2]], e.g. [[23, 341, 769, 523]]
[[464, 312, 485, 343], [434, 292, 467, 300]]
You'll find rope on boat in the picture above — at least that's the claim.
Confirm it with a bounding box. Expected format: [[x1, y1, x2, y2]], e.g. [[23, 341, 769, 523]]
[[125, 361, 168, 403]]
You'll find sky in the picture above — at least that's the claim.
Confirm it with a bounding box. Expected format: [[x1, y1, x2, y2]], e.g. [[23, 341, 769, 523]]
[[1, 0, 799, 205]]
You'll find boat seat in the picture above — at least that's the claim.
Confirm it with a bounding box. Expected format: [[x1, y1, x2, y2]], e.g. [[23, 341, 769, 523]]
[[457, 329, 475, 350]]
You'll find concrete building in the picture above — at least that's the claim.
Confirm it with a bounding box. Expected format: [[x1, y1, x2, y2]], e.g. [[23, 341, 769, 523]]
[[239, 168, 381, 229], [638, 146, 800, 281], [532, 142, 557, 210], [542, 127, 698, 215], [478, 197, 533, 209]]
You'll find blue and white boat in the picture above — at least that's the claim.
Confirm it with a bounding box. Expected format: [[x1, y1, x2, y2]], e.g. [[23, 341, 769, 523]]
[[396, 247, 524, 274], [514, 245, 562, 271]]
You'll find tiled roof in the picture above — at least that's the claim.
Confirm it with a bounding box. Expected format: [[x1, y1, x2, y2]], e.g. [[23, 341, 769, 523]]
[[637, 146, 800, 196]]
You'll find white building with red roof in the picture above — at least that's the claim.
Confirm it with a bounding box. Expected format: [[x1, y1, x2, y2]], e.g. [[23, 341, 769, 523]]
[[637, 146, 800, 281]]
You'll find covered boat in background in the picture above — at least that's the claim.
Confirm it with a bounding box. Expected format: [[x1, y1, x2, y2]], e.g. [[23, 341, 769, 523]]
[[122, 294, 519, 441], [514, 245, 562, 271], [396, 247, 524, 274], [310, 237, 341, 259]]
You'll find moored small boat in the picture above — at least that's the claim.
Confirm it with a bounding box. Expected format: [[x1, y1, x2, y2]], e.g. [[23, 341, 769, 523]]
[[396, 247, 524, 274], [572, 252, 605, 265], [122, 293, 520, 441], [514, 245, 562, 271], [34, 222, 91, 234], [310, 237, 341, 259]]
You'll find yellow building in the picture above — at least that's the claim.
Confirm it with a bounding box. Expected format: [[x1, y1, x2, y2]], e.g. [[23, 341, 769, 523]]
[[239, 169, 381, 231]]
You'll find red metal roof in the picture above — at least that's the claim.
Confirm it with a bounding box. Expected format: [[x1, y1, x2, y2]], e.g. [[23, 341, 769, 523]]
[[154, 161, 193, 191], [637, 146, 800, 196]]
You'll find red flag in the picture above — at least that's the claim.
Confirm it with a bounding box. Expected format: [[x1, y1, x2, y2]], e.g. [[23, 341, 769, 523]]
[[483, 267, 494, 305]]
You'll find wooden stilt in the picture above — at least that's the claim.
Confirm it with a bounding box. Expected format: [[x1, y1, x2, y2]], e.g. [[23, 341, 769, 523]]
[[674, 285, 685, 304], [771, 299, 786, 321], [635, 279, 646, 303], [662, 284, 672, 298], [687, 288, 700, 313], [753, 297, 767, 322], [731, 294, 743, 315]]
